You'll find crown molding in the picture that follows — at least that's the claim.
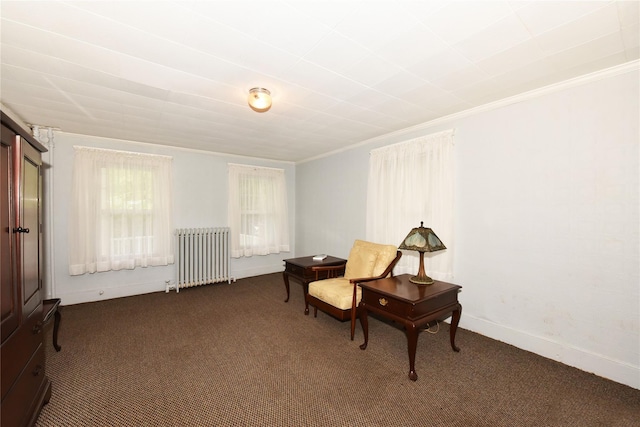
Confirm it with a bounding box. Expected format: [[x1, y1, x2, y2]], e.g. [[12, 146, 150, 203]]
[[298, 59, 640, 164], [56, 131, 296, 166]]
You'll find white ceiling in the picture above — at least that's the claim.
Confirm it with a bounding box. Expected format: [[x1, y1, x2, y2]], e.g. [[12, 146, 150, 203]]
[[1, 1, 638, 162]]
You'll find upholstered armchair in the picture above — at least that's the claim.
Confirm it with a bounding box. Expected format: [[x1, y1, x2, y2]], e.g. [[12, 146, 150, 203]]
[[305, 240, 402, 340]]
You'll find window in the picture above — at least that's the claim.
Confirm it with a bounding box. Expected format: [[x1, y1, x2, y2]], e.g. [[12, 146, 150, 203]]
[[227, 163, 289, 258], [366, 129, 455, 281], [69, 147, 174, 275]]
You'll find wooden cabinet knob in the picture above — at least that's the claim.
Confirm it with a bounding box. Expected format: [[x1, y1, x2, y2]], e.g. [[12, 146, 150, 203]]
[[32, 321, 43, 334]]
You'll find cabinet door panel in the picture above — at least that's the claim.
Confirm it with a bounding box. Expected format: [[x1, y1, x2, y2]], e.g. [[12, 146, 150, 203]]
[[20, 141, 42, 317], [1, 131, 18, 343]]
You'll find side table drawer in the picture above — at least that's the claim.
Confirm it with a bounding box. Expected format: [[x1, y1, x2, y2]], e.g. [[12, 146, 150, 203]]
[[363, 290, 410, 317], [412, 290, 459, 319], [362, 288, 460, 320], [285, 262, 346, 282], [285, 263, 305, 277]]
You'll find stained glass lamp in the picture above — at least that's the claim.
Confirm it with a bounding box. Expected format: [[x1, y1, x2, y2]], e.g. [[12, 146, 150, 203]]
[[398, 222, 446, 285]]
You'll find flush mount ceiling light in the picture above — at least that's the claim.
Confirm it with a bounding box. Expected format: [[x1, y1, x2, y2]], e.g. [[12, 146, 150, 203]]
[[248, 87, 272, 113]]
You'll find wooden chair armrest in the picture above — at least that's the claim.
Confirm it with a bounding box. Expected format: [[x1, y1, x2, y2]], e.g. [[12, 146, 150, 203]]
[[310, 263, 346, 273], [310, 262, 347, 280], [348, 250, 402, 284], [349, 276, 381, 284]]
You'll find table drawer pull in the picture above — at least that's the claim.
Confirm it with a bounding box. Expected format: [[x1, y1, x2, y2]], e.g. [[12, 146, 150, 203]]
[[378, 298, 388, 306]]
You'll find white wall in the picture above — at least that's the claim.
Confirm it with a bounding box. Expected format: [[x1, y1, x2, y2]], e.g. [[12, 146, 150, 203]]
[[295, 64, 639, 389], [44, 133, 296, 305], [296, 147, 370, 257]]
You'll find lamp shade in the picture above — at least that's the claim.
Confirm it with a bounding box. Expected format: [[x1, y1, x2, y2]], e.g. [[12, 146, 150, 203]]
[[398, 222, 446, 253], [248, 87, 272, 112], [398, 222, 446, 285]]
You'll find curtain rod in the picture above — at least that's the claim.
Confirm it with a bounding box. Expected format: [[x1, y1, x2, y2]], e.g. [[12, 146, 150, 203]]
[[227, 162, 284, 172], [73, 145, 173, 160], [370, 129, 455, 155]]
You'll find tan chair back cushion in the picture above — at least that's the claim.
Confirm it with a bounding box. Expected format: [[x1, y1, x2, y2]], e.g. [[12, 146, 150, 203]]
[[344, 239, 398, 280]]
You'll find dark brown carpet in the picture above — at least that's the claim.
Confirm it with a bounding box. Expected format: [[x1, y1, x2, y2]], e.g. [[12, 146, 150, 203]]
[[36, 273, 639, 426]]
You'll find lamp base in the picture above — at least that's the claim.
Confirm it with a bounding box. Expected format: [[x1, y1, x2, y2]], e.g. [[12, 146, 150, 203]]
[[409, 275, 434, 285]]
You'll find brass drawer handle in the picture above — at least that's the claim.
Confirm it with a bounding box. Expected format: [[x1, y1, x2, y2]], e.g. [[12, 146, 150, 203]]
[[378, 298, 388, 306]]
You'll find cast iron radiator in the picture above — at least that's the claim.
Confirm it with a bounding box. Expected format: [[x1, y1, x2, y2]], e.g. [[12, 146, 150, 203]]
[[175, 227, 233, 291]]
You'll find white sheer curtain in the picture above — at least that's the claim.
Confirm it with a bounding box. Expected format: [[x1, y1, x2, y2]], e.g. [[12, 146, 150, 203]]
[[366, 129, 455, 281], [68, 147, 174, 275], [228, 163, 290, 258]]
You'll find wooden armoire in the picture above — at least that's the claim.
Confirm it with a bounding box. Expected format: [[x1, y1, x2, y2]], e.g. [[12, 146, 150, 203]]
[[1, 112, 50, 427]]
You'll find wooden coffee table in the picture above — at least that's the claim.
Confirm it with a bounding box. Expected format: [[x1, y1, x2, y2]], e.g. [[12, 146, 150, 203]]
[[358, 274, 462, 381], [282, 255, 346, 314]]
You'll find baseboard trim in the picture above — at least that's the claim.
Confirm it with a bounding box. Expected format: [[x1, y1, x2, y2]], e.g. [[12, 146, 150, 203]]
[[232, 265, 283, 280], [459, 314, 639, 390], [58, 280, 167, 305], [58, 265, 285, 305]]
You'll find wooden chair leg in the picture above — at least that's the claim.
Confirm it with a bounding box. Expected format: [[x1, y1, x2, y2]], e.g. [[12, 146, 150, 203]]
[[350, 308, 358, 340], [350, 285, 359, 340]]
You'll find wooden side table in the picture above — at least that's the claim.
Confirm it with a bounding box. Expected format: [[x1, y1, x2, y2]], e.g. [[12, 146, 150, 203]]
[[282, 256, 346, 314], [42, 299, 62, 352], [359, 274, 462, 381]]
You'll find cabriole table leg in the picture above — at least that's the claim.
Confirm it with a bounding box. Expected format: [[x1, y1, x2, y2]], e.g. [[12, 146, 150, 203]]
[[450, 304, 462, 352], [405, 322, 419, 381], [359, 303, 369, 350], [282, 271, 291, 303]]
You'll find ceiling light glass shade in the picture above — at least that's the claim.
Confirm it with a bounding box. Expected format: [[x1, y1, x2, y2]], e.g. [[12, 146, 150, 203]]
[[398, 221, 446, 285], [248, 87, 272, 112]]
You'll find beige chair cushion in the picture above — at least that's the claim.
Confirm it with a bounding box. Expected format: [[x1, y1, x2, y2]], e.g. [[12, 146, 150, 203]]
[[309, 278, 360, 310], [343, 247, 377, 279], [344, 239, 398, 280]]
